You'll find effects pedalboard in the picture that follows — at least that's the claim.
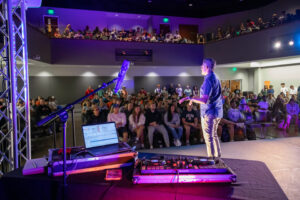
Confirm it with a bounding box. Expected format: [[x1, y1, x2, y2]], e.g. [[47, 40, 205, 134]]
[[133, 153, 236, 184]]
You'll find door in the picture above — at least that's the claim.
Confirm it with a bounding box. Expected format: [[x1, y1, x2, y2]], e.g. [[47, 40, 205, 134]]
[[160, 24, 170, 35], [44, 16, 58, 37], [230, 80, 242, 92], [179, 24, 198, 43]]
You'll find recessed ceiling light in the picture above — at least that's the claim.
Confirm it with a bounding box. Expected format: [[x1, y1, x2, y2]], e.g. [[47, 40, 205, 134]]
[[188, 3, 193, 7], [273, 41, 281, 49], [288, 40, 294, 46]]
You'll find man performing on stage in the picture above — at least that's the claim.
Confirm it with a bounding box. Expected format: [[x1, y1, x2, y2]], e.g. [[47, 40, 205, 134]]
[[180, 58, 223, 159]]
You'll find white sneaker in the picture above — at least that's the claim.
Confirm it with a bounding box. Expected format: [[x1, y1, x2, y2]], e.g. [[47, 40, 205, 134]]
[[177, 139, 182, 146]]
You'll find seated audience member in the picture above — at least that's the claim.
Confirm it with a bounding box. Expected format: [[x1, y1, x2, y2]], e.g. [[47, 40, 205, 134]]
[[217, 118, 236, 142], [120, 87, 128, 98], [86, 105, 107, 125], [139, 88, 147, 97], [129, 105, 145, 147], [280, 83, 288, 96], [35, 98, 52, 121], [239, 98, 253, 123], [272, 96, 288, 129], [176, 84, 183, 97], [62, 24, 73, 38], [256, 96, 269, 121], [286, 97, 299, 131], [145, 102, 170, 149], [257, 17, 266, 29], [283, 92, 290, 104], [164, 104, 183, 146], [107, 104, 128, 142], [227, 101, 244, 123], [154, 84, 161, 94], [182, 104, 199, 145], [53, 28, 61, 38], [184, 85, 192, 97], [290, 85, 297, 96], [106, 88, 113, 97]]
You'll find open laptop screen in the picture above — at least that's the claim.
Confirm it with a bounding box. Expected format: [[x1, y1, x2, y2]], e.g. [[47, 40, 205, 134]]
[[82, 122, 119, 148]]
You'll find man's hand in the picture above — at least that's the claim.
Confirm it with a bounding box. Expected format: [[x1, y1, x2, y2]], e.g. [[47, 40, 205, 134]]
[[150, 122, 157, 126]]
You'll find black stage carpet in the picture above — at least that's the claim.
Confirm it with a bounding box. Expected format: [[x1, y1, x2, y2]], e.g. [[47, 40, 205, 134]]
[[0, 158, 287, 200]]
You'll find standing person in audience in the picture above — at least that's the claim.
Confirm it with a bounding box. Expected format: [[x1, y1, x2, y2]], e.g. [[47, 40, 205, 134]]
[[267, 93, 276, 109], [280, 83, 288, 96], [129, 105, 145, 148], [120, 86, 128, 98], [145, 102, 170, 149], [154, 84, 161, 95], [139, 88, 147, 97], [107, 104, 128, 142], [181, 104, 199, 146], [272, 95, 288, 129], [161, 86, 168, 96], [234, 85, 241, 95], [85, 85, 94, 100], [290, 85, 297, 96], [184, 84, 192, 97], [267, 85, 274, 95], [193, 85, 200, 97], [176, 83, 183, 97], [164, 104, 183, 146], [286, 97, 299, 131], [168, 83, 176, 96], [180, 58, 223, 159]]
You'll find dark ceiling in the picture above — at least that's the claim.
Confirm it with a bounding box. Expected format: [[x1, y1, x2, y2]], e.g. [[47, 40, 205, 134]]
[[41, 0, 277, 18]]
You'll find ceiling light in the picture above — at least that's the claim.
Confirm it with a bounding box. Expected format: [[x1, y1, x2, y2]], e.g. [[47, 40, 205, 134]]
[[188, 3, 193, 7], [288, 40, 294, 46], [273, 41, 281, 49]]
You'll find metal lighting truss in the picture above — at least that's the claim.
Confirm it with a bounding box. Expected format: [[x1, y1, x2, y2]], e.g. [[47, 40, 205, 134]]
[[0, 0, 31, 176]]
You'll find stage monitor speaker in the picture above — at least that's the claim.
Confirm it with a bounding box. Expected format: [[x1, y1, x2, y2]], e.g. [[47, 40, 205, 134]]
[[12, 0, 42, 8]]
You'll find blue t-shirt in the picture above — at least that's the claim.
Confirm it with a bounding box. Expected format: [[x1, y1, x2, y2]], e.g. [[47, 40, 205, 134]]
[[200, 72, 223, 118]]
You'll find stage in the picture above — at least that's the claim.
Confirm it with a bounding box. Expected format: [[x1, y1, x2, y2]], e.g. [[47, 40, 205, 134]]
[[1, 136, 299, 200]]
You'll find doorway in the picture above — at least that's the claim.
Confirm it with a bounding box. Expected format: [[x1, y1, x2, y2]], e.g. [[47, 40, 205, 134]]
[[44, 16, 58, 37], [159, 24, 170, 36], [179, 24, 198, 43]]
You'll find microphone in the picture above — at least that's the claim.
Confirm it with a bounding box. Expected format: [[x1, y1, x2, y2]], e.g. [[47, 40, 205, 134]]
[[114, 60, 130, 94]]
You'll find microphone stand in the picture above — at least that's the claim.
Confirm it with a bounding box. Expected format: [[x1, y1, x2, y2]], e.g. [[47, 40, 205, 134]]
[[37, 60, 130, 199]]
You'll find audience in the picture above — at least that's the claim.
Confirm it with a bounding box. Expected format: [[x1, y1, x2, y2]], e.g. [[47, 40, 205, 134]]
[[27, 80, 300, 148], [45, 10, 298, 44]]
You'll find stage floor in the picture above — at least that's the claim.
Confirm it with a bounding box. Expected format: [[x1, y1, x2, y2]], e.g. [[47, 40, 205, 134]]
[[27, 110, 300, 200], [140, 137, 300, 200]]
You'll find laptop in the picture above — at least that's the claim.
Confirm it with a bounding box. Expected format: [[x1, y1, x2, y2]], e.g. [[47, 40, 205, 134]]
[[82, 122, 131, 156]]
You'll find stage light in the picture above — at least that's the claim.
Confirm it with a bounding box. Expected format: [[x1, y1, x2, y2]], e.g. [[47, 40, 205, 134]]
[[232, 67, 237, 72], [273, 41, 281, 49], [188, 3, 193, 7], [47, 9, 54, 15], [288, 40, 294, 46], [163, 18, 169, 23]]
